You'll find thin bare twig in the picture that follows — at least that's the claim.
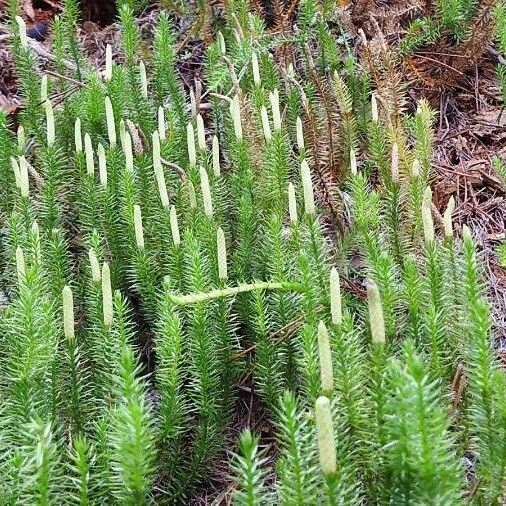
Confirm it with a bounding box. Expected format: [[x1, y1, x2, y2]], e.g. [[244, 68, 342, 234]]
[[222, 56, 241, 95], [45, 70, 84, 88], [161, 158, 187, 182]]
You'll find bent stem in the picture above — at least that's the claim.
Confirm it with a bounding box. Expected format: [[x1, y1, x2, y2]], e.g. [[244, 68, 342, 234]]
[[168, 281, 306, 305]]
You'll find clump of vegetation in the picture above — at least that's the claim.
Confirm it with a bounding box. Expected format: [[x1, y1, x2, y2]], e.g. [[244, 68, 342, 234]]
[[395, 0, 504, 96], [398, 0, 498, 52], [1, 0, 506, 503], [496, 2, 506, 104]]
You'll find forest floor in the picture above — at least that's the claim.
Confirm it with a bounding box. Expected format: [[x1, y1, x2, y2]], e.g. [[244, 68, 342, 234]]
[[1, 1, 505, 502]]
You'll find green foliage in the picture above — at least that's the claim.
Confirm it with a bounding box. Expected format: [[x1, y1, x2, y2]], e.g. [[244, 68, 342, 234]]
[[152, 13, 187, 127], [67, 436, 96, 504], [492, 155, 506, 191], [496, 5, 506, 106], [0, 111, 16, 217], [1, 4, 504, 504], [116, 0, 149, 16], [437, 0, 468, 39], [497, 1, 506, 55], [61, 0, 84, 80], [107, 346, 156, 504], [383, 342, 464, 504], [18, 419, 63, 503], [275, 391, 318, 504], [399, 17, 441, 55], [232, 430, 270, 505], [498, 242, 506, 267], [402, 0, 500, 56], [461, 229, 506, 503]]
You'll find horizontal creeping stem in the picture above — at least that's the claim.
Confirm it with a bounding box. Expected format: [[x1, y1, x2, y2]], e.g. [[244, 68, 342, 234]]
[[168, 281, 306, 305]]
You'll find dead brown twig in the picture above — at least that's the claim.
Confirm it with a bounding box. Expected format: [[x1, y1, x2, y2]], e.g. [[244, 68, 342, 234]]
[[228, 305, 324, 362]]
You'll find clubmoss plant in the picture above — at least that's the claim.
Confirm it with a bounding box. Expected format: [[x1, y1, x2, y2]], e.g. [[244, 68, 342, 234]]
[[1, 3, 504, 503]]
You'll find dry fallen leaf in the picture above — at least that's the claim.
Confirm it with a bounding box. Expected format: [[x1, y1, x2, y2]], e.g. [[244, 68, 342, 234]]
[[473, 107, 506, 140], [0, 94, 20, 115]]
